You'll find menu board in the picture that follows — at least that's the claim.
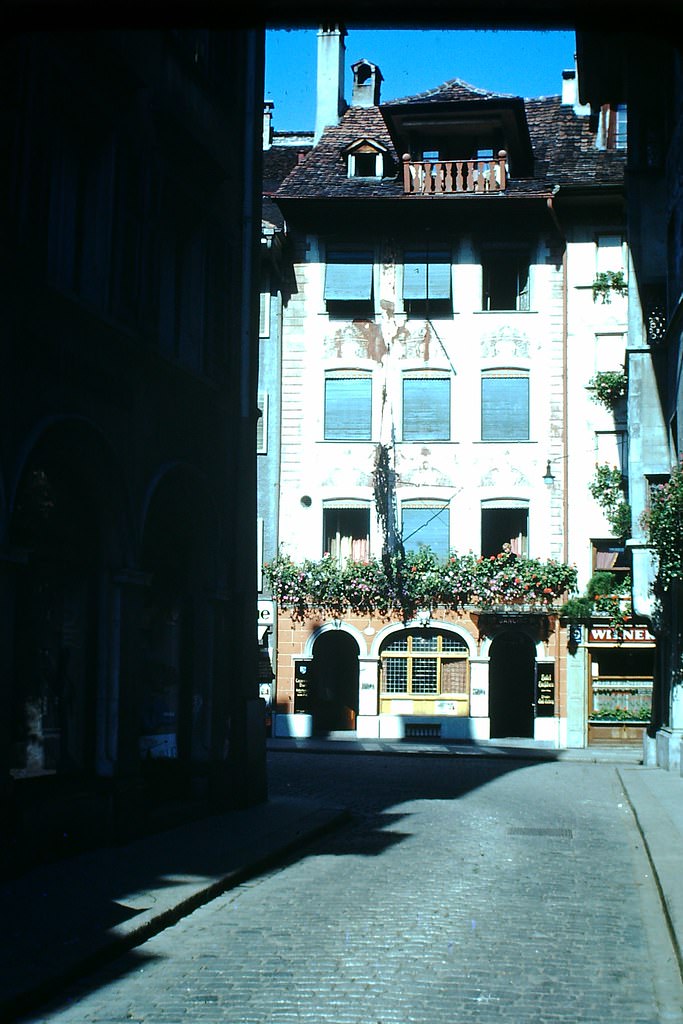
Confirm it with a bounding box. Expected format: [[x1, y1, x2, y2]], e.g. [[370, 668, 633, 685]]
[[536, 666, 555, 717]]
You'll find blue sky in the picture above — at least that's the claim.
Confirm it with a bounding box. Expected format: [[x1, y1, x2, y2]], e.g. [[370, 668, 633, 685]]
[[265, 27, 578, 133]]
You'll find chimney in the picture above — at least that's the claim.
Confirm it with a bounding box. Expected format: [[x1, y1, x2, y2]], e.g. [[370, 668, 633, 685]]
[[351, 59, 383, 107], [562, 62, 591, 116], [263, 100, 273, 150], [315, 24, 347, 143]]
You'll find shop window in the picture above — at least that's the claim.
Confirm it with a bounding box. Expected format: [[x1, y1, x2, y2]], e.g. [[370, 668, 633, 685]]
[[380, 629, 469, 704], [402, 502, 450, 559], [589, 648, 653, 724], [482, 505, 528, 557], [402, 374, 451, 441], [323, 504, 370, 563], [482, 249, 530, 310], [481, 372, 529, 441], [403, 247, 452, 316], [324, 247, 374, 318], [324, 372, 372, 440]]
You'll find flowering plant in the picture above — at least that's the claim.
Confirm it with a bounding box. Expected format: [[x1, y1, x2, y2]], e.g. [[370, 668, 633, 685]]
[[264, 546, 577, 622], [588, 370, 627, 410], [641, 459, 683, 591], [589, 464, 631, 539]]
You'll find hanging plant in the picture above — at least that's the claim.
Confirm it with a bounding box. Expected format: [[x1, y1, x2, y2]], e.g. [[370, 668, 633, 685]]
[[264, 547, 577, 623], [589, 464, 631, 539], [592, 270, 628, 304], [588, 369, 628, 409]]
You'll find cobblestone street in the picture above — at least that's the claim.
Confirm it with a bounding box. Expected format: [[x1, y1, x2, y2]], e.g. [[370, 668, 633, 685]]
[[22, 751, 683, 1023]]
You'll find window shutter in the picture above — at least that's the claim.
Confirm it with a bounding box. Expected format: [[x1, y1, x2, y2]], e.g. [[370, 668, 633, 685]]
[[481, 376, 529, 440], [324, 252, 373, 300], [325, 376, 372, 439], [403, 250, 451, 300], [402, 505, 450, 559], [403, 377, 450, 440]]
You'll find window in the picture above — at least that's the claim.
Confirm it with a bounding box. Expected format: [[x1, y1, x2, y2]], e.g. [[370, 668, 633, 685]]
[[257, 392, 268, 454], [595, 431, 627, 473], [323, 503, 370, 563], [481, 372, 529, 441], [481, 504, 529, 557], [380, 629, 469, 704], [324, 372, 372, 440], [402, 502, 450, 559], [592, 539, 630, 580], [402, 374, 451, 441], [403, 247, 452, 316], [482, 249, 530, 310], [259, 289, 271, 338], [324, 247, 374, 317], [596, 234, 625, 275]]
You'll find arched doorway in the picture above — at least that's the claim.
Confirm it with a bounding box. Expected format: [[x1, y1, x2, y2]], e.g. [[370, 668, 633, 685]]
[[488, 629, 536, 739], [310, 630, 360, 734], [10, 457, 99, 775]]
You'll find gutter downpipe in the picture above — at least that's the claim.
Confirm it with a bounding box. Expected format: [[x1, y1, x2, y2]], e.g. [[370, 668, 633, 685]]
[[547, 189, 569, 565]]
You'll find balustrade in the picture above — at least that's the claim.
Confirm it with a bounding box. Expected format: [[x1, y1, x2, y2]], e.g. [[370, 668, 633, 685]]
[[402, 150, 508, 194]]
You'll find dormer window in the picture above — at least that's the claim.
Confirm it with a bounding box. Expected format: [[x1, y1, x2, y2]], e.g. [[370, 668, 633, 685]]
[[345, 139, 387, 179]]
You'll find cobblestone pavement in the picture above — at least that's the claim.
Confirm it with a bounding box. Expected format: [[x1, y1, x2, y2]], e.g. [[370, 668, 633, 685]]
[[22, 752, 683, 1024]]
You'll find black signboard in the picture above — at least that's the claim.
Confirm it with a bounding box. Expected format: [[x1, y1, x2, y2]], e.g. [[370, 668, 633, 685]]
[[535, 665, 555, 717], [294, 661, 313, 713]]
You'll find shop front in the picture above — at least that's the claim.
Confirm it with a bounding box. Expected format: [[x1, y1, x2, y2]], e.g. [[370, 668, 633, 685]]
[[585, 622, 655, 745]]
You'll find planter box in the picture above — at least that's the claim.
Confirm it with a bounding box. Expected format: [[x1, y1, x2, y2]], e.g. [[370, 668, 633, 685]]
[[588, 721, 647, 746]]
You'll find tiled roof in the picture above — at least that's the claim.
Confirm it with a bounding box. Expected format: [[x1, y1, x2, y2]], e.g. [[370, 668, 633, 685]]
[[273, 81, 625, 202]]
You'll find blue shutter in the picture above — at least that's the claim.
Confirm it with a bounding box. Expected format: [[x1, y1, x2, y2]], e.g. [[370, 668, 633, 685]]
[[403, 378, 450, 440], [402, 506, 450, 559], [481, 377, 529, 440], [324, 252, 373, 300], [403, 250, 451, 300], [325, 377, 372, 439]]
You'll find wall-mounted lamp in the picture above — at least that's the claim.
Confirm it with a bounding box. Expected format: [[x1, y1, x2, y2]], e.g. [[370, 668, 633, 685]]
[[543, 460, 555, 486]]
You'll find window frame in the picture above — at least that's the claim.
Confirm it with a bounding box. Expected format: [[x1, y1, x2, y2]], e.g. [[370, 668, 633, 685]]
[[402, 246, 453, 317], [481, 247, 530, 311], [324, 246, 375, 318], [322, 502, 371, 563]]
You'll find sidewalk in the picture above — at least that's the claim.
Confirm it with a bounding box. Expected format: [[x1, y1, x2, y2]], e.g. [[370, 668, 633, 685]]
[[1, 740, 680, 1021]]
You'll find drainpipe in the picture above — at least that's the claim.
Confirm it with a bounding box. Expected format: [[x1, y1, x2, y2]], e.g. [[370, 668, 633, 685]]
[[547, 190, 569, 565]]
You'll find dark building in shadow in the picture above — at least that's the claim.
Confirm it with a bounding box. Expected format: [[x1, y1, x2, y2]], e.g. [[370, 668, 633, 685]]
[[1, 30, 267, 870]]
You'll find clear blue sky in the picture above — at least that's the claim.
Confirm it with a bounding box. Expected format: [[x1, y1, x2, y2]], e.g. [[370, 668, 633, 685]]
[[265, 27, 578, 133]]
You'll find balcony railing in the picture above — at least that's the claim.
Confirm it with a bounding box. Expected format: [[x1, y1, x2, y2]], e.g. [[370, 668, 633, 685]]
[[402, 150, 508, 195]]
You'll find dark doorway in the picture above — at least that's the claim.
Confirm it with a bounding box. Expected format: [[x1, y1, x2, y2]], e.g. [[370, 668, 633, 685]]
[[489, 629, 536, 738], [310, 630, 360, 734]]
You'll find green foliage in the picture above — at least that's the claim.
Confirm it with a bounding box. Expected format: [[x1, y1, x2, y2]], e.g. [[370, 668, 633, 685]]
[[588, 370, 627, 409], [641, 460, 683, 591], [560, 571, 631, 631], [590, 705, 650, 722], [589, 464, 631, 539], [592, 270, 628, 304], [264, 547, 578, 622]]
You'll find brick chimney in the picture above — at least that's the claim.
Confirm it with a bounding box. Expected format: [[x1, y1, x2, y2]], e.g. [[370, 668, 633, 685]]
[[351, 59, 382, 107], [315, 24, 347, 143]]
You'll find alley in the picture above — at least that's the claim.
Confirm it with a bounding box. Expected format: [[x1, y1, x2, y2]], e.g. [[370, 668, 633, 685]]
[[21, 751, 683, 1024]]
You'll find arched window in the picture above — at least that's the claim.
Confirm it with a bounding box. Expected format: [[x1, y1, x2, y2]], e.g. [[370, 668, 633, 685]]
[[380, 628, 469, 705]]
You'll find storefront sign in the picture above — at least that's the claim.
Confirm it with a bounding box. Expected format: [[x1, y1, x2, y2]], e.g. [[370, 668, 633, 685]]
[[588, 625, 655, 644], [535, 666, 555, 717]]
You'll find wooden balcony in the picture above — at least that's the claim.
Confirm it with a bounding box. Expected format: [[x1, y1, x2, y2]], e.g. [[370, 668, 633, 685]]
[[402, 150, 508, 195]]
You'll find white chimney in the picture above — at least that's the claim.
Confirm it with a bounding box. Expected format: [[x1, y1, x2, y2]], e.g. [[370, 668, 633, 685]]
[[263, 100, 273, 150], [562, 63, 591, 116], [315, 24, 347, 143]]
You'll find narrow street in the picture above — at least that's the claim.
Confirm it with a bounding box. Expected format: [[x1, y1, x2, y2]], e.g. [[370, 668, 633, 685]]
[[23, 751, 683, 1023]]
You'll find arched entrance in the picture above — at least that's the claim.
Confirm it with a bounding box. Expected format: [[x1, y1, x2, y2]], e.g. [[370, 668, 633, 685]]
[[488, 629, 536, 739], [310, 630, 360, 734], [10, 455, 99, 775]]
